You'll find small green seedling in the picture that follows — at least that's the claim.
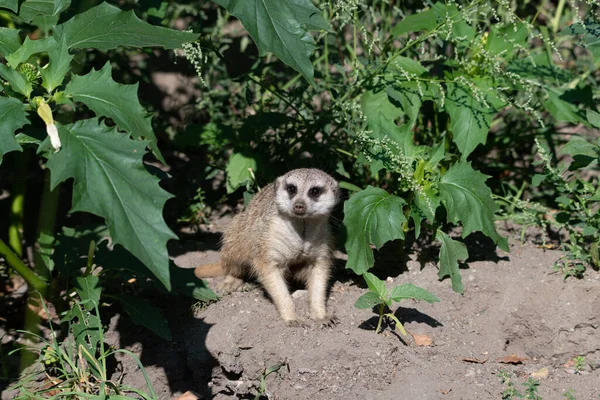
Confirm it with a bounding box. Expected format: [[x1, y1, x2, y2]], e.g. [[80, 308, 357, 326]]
[[573, 356, 586, 373], [354, 272, 439, 335]]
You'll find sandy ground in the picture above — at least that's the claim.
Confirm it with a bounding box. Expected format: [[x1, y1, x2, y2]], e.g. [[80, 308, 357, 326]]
[[91, 219, 600, 400]]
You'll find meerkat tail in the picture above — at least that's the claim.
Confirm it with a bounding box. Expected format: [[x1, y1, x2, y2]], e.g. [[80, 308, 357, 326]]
[[194, 262, 224, 278]]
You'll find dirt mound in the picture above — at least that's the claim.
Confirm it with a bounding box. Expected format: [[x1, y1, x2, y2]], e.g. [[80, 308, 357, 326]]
[[175, 242, 600, 399]]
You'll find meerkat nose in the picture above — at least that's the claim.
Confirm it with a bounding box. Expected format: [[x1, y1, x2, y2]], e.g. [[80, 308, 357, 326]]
[[293, 202, 306, 215]]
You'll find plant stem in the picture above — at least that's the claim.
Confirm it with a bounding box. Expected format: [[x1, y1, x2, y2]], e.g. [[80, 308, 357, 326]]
[[551, 0, 566, 33], [33, 170, 60, 279], [0, 238, 47, 295], [375, 303, 385, 334], [8, 151, 30, 257]]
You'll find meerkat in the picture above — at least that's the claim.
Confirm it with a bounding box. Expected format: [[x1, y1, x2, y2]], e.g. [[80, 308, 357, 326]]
[[194, 168, 339, 327]]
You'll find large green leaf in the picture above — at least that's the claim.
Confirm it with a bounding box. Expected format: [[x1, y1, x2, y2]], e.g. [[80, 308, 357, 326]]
[[212, 0, 331, 85], [344, 186, 406, 274], [445, 80, 504, 159], [0, 97, 29, 165], [543, 90, 586, 124], [0, 64, 33, 97], [0, 0, 18, 12], [41, 36, 72, 92], [0, 28, 21, 56], [6, 37, 55, 68], [389, 283, 440, 303], [54, 2, 198, 51], [225, 152, 257, 193], [65, 62, 162, 162], [45, 119, 177, 290], [114, 294, 172, 340], [439, 161, 508, 251], [559, 16, 600, 60], [436, 231, 468, 293]]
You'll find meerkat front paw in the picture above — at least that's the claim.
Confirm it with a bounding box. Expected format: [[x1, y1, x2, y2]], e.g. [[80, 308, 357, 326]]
[[315, 315, 339, 328], [285, 319, 309, 328]]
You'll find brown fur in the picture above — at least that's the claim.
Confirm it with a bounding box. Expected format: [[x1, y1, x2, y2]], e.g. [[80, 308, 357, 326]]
[[194, 169, 339, 326]]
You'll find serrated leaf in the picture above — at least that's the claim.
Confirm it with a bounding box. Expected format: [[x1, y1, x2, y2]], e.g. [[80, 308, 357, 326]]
[[226, 152, 257, 193], [18, 0, 70, 27], [115, 294, 172, 340], [436, 230, 468, 293], [361, 89, 421, 157], [41, 35, 72, 92], [0, 97, 29, 165], [362, 272, 387, 298], [45, 119, 177, 290], [61, 302, 102, 351], [54, 2, 198, 51], [6, 37, 55, 68], [0, 64, 33, 97], [343, 186, 406, 274], [0, 28, 22, 56], [65, 62, 162, 162], [213, 0, 331, 85], [445, 80, 504, 158], [0, 0, 18, 12], [439, 161, 508, 251], [354, 291, 381, 309], [389, 283, 440, 303], [73, 275, 101, 310]]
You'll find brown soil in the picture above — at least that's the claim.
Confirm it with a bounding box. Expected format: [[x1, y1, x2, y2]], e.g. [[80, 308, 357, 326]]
[[100, 219, 600, 400]]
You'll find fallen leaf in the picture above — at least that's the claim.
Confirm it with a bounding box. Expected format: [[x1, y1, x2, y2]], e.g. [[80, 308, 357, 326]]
[[531, 367, 549, 378], [564, 358, 576, 368], [497, 354, 528, 364], [462, 357, 488, 364], [412, 333, 433, 346], [438, 388, 452, 395], [174, 391, 200, 400]]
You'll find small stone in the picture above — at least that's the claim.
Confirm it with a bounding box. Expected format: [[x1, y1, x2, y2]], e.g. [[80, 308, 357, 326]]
[[465, 368, 476, 378]]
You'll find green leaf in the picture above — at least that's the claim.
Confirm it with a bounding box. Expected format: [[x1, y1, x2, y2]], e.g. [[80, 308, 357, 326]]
[[386, 55, 427, 76], [45, 119, 177, 290], [531, 174, 546, 187], [0, 28, 22, 57], [0, 64, 33, 97], [485, 23, 529, 57], [436, 230, 468, 293], [354, 291, 382, 309], [225, 152, 257, 193], [362, 272, 387, 298], [54, 2, 198, 51], [115, 294, 172, 340], [64, 62, 162, 162], [560, 136, 599, 169], [392, 5, 441, 36], [343, 186, 406, 274], [587, 109, 600, 128], [543, 90, 586, 124], [41, 36, 72, 92], [212, 0, 331, 85], [61, 302, 101, 352], [6, 37, 55, 68], [386, 82, 422, 123], [18, 0, 70, 29], [0, 0, 18, 12], [445, 80, 503, 158], [0, 97, 28, 165], [439, 161, 508, 251], [389, 283, 440, 303], [73, 275, 101, 310], [559, 16, 600, 60]]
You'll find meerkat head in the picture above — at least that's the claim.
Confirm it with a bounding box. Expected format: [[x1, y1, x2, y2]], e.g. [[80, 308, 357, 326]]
[[275, 168, 339, 219]]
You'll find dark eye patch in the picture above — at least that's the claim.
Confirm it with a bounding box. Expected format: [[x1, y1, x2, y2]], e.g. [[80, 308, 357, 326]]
[[308, 186, 323, 198], [286, 184, 297, 196]]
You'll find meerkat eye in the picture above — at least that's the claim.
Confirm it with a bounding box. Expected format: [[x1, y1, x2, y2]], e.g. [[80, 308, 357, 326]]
[[286, 184, 297, 196], [308, 187, 322, 198]]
